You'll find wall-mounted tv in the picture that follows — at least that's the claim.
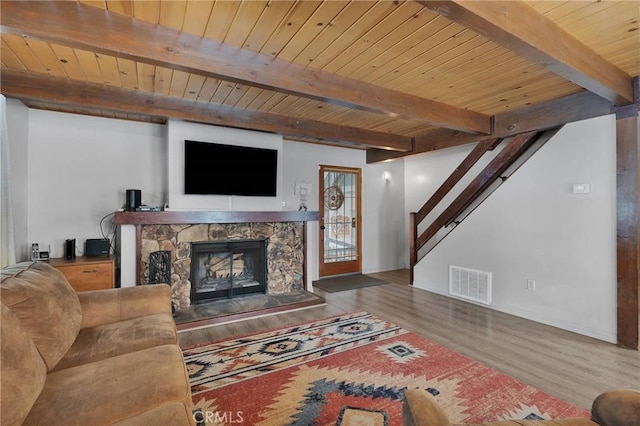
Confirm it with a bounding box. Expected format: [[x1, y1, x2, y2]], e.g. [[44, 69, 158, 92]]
[[184, 140, 278, 196]]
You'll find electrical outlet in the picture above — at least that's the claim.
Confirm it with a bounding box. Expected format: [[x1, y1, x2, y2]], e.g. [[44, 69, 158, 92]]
[[526, 279, 536, 291]]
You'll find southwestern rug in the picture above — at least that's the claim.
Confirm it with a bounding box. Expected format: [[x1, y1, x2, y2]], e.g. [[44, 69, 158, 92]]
[[183, 311, 589, 426]]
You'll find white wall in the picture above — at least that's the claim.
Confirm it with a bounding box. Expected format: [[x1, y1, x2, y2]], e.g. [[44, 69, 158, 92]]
[[26, 109, 166, 260], [167, 120, 284, 211], [6, 101, 621, 342], [164, 121, 407, 282], [8, 105, 406, 286], [6, 99, 30, 261], [282, 141, 406, 281], [406, 115, 617, 342]]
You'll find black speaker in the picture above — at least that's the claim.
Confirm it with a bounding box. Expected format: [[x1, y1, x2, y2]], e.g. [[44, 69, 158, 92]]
[[65, 238, 76, 260], [125, 189, 142, 211]]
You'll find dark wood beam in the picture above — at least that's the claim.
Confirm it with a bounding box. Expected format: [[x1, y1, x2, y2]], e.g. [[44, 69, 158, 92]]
[[0, 1, 491, 134], [616, 112, 639, 349], [410, 212, 417, 285], [416, 131, 539, 251], [0, 69, 412, 151], [417, 1, 634, 104], [493, 91, 614, 136], [366, 90, 613, 163], [283, 136, 367, 150]]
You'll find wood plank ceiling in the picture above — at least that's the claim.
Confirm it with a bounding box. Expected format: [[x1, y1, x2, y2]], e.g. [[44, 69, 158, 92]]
[[1, 1, 638, 161]]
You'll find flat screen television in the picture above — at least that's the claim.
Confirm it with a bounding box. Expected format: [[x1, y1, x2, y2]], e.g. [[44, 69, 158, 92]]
[[184, 140, 278, 196]]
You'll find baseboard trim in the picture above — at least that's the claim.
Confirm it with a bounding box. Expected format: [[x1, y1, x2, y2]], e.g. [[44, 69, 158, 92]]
[[416, 285, 617, 344]]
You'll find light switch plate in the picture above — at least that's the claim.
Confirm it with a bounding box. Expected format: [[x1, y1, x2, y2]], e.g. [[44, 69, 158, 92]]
[[572, 183, 590, 194]]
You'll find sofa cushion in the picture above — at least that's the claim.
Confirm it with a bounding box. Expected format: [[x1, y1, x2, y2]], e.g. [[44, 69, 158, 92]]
[[1, 303, 48, 426], [0, 262, 82, 370], [77, 284, 172, 329], [111, 402, 195, 426], [23, 344, 193, 426], [52, 312, 178, 371]]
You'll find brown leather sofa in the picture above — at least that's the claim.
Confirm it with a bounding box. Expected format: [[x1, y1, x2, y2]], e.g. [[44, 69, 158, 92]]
[[403, 388, 640, 426], [1, 261, 195, 425]]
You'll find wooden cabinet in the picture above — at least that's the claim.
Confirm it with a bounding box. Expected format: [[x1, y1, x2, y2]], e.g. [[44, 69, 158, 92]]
[[49, 256, 114, 292]]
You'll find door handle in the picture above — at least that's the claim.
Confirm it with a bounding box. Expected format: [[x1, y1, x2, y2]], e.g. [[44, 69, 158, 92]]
[[320, 225, 325, 230], [352, 217, 356, 228]]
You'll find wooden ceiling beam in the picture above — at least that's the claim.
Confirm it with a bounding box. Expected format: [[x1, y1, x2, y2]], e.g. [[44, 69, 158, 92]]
[[417, 0, 634, 105], [0, 1, 491, 134], [283, 136, 367, 150], [366, 90, 613, 163], [0, 69, 412, 151]]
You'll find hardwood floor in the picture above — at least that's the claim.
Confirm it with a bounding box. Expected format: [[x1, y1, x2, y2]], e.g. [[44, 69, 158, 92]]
[[178, 269, 640, 411]]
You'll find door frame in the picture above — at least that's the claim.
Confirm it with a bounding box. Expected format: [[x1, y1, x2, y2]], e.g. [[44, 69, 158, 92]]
[[318, 165, 362, 277]]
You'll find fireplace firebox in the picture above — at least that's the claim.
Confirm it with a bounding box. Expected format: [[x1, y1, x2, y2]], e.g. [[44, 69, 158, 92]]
[[189, 239, 268, 303]]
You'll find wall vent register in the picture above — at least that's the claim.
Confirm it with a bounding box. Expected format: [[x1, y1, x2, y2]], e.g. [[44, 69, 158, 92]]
[[449, 265, 492, 305]]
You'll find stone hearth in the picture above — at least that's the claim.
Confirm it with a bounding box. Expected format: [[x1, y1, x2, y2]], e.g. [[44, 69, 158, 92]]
[[140, 222, 305, 310]]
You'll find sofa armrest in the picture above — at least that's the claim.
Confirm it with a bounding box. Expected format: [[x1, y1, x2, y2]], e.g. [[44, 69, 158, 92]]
[[402, 389, 600, 426], [591, 389, 640, 426], [403, 389, 452, 426], [77, 284, 172, 329]]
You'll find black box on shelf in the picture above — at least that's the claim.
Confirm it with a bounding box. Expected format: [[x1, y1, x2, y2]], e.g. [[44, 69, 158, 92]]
[[85, 239, 110, 257]]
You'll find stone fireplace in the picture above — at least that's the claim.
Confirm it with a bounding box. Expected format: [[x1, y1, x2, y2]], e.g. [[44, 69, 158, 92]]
[[114, 210, 319, 311], [138, 221, 307, 310]]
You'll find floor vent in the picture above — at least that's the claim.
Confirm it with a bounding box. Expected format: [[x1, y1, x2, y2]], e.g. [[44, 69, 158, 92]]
[[449, 265, 492, 305]]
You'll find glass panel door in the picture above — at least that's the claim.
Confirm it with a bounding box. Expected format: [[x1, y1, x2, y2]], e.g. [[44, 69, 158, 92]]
[[319, 165, 361, 277]]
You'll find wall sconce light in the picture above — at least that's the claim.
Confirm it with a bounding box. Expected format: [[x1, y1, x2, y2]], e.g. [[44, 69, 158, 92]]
[[383, 171, 391, 182]]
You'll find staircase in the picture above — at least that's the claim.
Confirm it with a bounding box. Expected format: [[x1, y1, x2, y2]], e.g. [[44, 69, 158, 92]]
[[409, 128, 561, 283]]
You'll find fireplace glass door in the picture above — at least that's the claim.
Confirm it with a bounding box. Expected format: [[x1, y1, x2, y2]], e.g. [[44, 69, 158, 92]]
[[190, 239, 267, 302]]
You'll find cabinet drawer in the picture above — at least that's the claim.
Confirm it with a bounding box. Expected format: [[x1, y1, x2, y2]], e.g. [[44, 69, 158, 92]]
[[56, 262, 114, 292]]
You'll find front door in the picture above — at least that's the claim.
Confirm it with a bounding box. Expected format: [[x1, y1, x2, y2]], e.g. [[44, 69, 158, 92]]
[[318, 165, 362, 277]]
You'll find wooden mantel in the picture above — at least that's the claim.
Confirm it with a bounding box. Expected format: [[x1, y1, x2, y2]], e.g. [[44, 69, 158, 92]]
[[114, 210, 320, 225]]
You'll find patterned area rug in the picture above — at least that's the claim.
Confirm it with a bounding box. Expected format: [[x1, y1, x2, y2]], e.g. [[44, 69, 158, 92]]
[[183, 311, 589, 426]]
